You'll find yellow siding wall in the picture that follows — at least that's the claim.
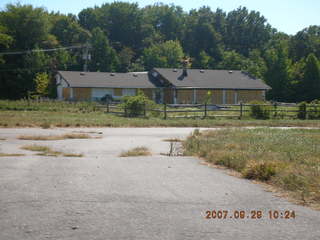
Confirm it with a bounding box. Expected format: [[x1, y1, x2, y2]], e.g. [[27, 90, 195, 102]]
[[212, 90, 223, 104], [62, 88, 70, 99], [177, 89, 193, 104], [114, 88, 122, 96], [238, 90, 264, 103], [226, 90, 236, 104], [64, 87, 264, 103], [164, 88, 173, 104], [141, 89, 153, 100], [73, 88, 91, 101], [195, 90, 207, 103]]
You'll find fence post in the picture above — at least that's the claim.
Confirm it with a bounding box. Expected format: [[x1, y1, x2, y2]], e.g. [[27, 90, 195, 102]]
[[124, 106, 127, 117], [106, 100, 110, 113], [143, 103, 146, 117], [239, 102, 243, 119], [204, 103, 207, 118], [273, 102, 278, 118], [164, 103, 167, 120]]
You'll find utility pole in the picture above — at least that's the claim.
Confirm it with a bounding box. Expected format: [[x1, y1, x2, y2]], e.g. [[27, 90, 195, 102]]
[[83, 43, 91, 72]]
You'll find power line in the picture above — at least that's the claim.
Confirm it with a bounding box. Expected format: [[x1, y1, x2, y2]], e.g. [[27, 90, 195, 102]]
[[0, 45, 86, 56]]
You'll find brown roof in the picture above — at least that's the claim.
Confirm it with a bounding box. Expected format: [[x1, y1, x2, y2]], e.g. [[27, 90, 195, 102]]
[[153, 68, 271, 90], [58, 71, 160, 88]]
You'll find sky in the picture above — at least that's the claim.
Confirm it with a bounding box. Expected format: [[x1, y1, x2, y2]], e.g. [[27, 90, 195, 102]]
[[0, 0, 319, 35]]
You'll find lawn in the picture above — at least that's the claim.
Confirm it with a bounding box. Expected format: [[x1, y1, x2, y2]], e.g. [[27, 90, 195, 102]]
[[1, 110, 320, 128], [1, 100, 320, 128], [183, 128, 320, 208]]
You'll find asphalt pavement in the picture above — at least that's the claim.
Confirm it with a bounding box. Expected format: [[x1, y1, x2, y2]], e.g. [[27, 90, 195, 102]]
[[0, 127, 319, 240]]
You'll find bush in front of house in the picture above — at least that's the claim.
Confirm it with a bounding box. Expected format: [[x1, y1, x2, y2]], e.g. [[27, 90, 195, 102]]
[[307, 100, 320, 119], [121, 90, 156, 117], [249, 101, 271, 119], [297, 101, 307, 119]]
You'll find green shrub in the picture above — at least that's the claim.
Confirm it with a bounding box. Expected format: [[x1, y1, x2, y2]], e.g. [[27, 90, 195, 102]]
[[297, 102, 307, 119], [249, 101, 270, 119], [121, 90, 155, 117], [307, 100, 320, 119]]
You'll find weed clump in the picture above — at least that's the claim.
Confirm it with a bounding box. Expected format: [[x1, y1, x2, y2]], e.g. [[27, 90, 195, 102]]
[[120, 147, 151, 157], [21, 145, 83, 157], [243, 161, 278, 181]]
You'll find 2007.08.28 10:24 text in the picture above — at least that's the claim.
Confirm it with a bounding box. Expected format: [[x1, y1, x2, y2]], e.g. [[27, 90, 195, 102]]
[[205, 210, 296, 220]]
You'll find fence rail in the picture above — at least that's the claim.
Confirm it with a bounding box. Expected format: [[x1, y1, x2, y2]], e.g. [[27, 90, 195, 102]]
[[98, 102, 320, 120]]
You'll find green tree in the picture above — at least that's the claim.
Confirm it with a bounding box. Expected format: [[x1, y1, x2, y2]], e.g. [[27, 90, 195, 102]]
[[288, 59, 306, 102], [218, 50, 247, 70], [50, 14, 90, 46], [118, 47, 135, 72], [98, 2, 143, 50], [89, 27, 119, 72], [0, 25, 12, 48], [302, 53, 320, 101], [289, 26, 320, 61], [192, 50, 212, 69], [142, 3, 185, 41], [142, 40, 184, 70], [0, 4, 51, 50], [183, 7, 223, 63], [0, 25, 13, 63], [245, 49, 267, 79], [264, 42, 292, 101], [225, 7, 272, 56], [78, 8, 100, 32], [34, 72, 50, 97]]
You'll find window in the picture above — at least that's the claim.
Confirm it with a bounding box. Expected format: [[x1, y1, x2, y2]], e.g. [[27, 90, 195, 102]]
[[123, 89, 136, 96], [92, 88, 113, 99]]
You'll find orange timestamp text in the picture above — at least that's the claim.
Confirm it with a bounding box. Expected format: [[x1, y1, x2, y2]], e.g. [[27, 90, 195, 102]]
[[205, 210, 296, 220]]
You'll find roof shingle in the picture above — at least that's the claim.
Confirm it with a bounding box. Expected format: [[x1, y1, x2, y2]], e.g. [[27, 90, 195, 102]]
[[153, 68, 271, 90], [58, 71, 160, 88]]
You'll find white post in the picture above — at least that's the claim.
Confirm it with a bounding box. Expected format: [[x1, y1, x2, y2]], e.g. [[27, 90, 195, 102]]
[[56, 74, 63, 100], [70, 88, 74, 100], [234, 91, 238, 104], [160, 88, 164, 104], [173, 88, 177, 104], [152, 89, 156, 102], [222, 90, 226, 104]]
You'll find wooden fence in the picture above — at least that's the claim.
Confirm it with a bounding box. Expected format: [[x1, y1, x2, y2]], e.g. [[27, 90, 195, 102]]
[[98, 102, 320, 120]]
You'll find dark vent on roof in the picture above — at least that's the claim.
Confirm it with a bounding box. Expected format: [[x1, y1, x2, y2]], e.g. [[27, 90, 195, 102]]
[[183, 68, 188, 77], [110, 73, 115, 76], [80, 72, 85, 76], [200, 70, 204, 73]]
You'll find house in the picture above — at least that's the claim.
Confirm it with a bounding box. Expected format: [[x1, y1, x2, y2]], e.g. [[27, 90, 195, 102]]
[[56, 68, 271, 104]]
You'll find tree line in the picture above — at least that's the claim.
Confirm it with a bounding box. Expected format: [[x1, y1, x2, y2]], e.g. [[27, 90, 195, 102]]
[[0, 2, 319, 102]]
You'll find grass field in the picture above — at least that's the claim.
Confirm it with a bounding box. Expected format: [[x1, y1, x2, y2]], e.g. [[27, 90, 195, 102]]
[[183, 128, 320, 208], [2, 110, 320, 128], [1, 100, 320, 128], [0, 111, 320, 128]]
